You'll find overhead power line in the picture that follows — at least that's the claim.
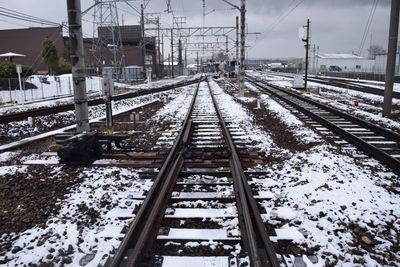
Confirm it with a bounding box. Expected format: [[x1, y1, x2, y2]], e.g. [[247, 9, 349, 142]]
[[0, 6, 61, 27], [357, 0, 379, 56], [248, 0, 305, 52]]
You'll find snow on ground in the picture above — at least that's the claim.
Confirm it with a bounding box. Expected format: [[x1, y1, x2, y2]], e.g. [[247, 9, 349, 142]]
[[0, 77, 199, 144], [248, 70, 400, 106], [211, 77, 400, 266], [1, 167, 145, 266], [0, 94, 154, 141], [1, 76, 399, 266], [247, 71, 400, 133], [0, 75, 102, 105], [0, 84, 197, 267], [0, 74, 198, 116], [236, 78, 400, 266], [304, 92, 400, 133], [208, 79, 275, 154], [258, 146, 399, 266]]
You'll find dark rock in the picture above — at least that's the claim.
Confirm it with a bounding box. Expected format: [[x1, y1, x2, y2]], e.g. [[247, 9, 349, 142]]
[[79, 254, 95, 266], [63, 256, 72, 264], [11, 246, 22, 254], [67, 244, 74, 254]]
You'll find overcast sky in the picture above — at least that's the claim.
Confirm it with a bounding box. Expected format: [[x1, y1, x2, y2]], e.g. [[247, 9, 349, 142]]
[[0, 0, 394, 60]]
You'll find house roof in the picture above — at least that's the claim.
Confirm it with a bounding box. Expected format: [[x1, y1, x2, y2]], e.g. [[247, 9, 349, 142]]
[[317, 53, 365, 59]]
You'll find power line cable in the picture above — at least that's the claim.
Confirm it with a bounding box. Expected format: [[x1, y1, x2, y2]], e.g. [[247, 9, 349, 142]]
[[0, 6, 61, 27], [248, 0, 305, 53], [357, 0, 379, 56]]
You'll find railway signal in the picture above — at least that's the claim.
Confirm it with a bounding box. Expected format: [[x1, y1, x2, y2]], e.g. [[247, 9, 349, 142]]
[[299, 19, 310, 91]]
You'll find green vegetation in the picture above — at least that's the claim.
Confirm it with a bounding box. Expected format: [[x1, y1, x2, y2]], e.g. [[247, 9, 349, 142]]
[[0, 61, 32, 78], [54, 59, 72, 75], [42, 38, 59, 75]]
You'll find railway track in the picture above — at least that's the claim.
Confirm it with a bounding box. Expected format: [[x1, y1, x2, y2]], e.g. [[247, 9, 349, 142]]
[[105, 79, 281, 267], [265, 72, 400, 99], [246, 75, 400, 173], [307, 76, 400, 99], [0, 78, 200, 124]]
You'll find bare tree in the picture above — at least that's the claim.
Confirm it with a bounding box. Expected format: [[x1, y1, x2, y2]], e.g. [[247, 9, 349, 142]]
[[368, 45, 386, 59]]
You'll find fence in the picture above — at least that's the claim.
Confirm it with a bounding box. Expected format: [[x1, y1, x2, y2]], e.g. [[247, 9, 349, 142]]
[[0, 75, 102, 104]]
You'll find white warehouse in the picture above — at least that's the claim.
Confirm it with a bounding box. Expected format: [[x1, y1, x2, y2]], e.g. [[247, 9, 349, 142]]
[[316, 53, 375, 73], [373, 53, 400, 75]]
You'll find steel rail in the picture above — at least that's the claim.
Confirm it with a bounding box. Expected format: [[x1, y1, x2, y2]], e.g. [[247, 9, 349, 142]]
[[265, 71, 400, 98], [307, 76, 400, 99], [206, 78, 280, 267], [247, 75, 400, 141], [0, 78, 200, 124], [246, 76, 400, 173], [105, 79, 202, 267]]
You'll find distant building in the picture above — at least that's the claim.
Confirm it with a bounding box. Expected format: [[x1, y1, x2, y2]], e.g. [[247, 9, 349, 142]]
[[316, 53, 375, 73], [373, 53, 400, 76], [246, 59, 267, 70], [0, 25, 157, 76], [86, 25, 157, 76], [0, 26, 64, 73]]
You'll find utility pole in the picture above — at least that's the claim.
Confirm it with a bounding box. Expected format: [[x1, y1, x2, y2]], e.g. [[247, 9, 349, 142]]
[[103, 68, 113, 131], [301, 19, 310, 91], [226, 35, 229, 58], [239, 0, 246, 97], [178, 39, 183, 75], [202, 0, 206, 66], [171, 29, 174, 78], [185, 48, 187, 70], [236, 16, 239, 61], [316, 45, 320, 74], [157, 17, 161, 78], [178, 39, 183, 67], [141, 4, 146, 78], [312, 44, 316, 74], [383, 0, 400, 117], [162, 34, 164, 77], [67, 0, 89, 132], [197, 52, 199, 73]]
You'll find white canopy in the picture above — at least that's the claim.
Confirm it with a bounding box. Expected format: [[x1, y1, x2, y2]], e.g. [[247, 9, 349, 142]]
[[0, 52, 26, 58]]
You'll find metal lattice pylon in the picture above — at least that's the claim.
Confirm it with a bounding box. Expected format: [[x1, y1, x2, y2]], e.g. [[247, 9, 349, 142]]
[[90, 0, 125, 72]]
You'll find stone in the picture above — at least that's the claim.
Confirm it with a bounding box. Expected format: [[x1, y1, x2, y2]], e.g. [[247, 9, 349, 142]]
[[63, 256, 72, 264], [79, 254, 95, 266], [361, 236, 373, 245], [11, 246, 22, 254], [67, 244, 74, 255]]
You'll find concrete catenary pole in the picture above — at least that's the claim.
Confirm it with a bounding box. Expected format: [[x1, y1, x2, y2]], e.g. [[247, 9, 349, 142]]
[[197, 52, 199, 73], [383, 0, 400, 117], [67, 0, 89, 132], [171, 29, 174, 78], [239, 0, 246, 97], [157, 17, 161, 78], [141, 4, 146, 78], [236, 16, 239, 61], [304, 19, 310, 91]]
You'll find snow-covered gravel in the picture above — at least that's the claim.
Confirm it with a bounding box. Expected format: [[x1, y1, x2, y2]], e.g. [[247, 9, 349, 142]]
[[1, 75, 399, 267], [247, 71, 400, 133], [0, 76, 199, 144], [0, 83, 198, 267]]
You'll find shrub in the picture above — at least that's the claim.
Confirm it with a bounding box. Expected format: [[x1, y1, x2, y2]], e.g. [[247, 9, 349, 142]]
[[54, 60, 72, 75], [0, 62, 32, 78]]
